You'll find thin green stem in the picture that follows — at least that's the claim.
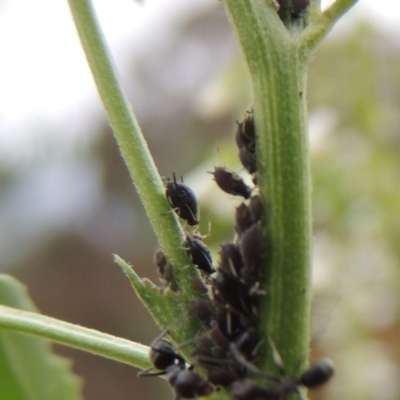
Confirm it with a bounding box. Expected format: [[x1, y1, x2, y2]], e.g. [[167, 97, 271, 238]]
[[0, 305, 151, 370], [66, 0, 195, 293], [324, 0, 359, 22], [300, 0, 359, 56], [68, 0, 205, 339]]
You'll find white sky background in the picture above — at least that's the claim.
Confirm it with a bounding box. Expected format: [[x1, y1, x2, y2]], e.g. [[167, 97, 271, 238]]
[[0, 0, 398, 163]]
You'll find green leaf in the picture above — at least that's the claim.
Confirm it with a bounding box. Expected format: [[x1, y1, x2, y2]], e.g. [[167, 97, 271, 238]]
[[0, 274, 83, 400], [114, 256, 206, 352]]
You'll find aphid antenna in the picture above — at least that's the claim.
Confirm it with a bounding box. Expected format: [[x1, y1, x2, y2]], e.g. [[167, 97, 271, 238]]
[[248, 282, 267, 297], [267, 335, 287, 377], [190, 216, 211, 240], [250, 338, 265, 359], [194, 353, 232, 368], [226, 257, 239, 279], [266, 336, 312, 386], [138, 368, 168, 377], [215, 144, 223, 167], [220, 300, 251, 323], [228, 341, 263, 377]]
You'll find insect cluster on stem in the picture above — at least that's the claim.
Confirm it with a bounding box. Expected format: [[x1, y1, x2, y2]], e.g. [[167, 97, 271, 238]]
[[139, 112, 334, 399]]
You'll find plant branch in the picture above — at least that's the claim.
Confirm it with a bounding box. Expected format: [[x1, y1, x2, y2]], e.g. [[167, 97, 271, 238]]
[[300, 0, 359, 56], [324, 0, 359, 23], [0, 305, 151, 370]]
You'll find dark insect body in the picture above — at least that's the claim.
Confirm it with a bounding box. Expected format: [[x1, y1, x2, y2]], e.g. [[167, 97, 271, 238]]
[[218, 242, 244, 277], [168, 366, 214, 399], [213, 270, 252, 317], [298, 358, 335, 388], [292, 0, 310, 18], [236, 114, 256, 154], [277, 0, 310, 20], [154, 249, 178, 291], [207, 368, 237, 387], [211, 166, 252, 199], [190, 276, 208, 294], [235, 203, 253, 235], [239, 225, 266, 285], [213, 243, 257, 319], [138, 332, 185, 375], [190, 298, 215, 326], [239, 146, 257, 173], [185, 234, 215, 275], [139, 331, 214, 399], [231, 358, 335, 400], [248, 195, 263, 223], [165, 173, 199, 226]]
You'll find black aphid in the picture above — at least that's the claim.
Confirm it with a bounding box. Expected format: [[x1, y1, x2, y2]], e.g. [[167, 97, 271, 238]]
[[186, 234, 215, 275], [214, 242, 257, 318], [154, 249, 178, 291], [219, 242, 244, 277], [208, 319, 230, 351], [239, 225, 266, 284], [213, 271, 252, 317], [190, 298, 215, 326], [239, 146, 257, 173], [231, 358, 335, 400], [207, 368, 237, 387], [190, 276, 208, 294], [277, 0, 309, 20], [211, 166, 252, 199], [248, 195, 263, 224], [139, 331, 185, 374], [299, 358, 335, 388], [235, 203, 253, 235], [165, 173, 199, 226], [232, 378, 274, 400], [139, 331, 214, 399], [214, 306, 245, 340], [236, 113, 256, 154], [292, 0, 310, 18], [168, 366, 214, 399]]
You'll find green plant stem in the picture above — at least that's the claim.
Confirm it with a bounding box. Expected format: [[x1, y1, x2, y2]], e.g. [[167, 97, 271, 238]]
[[223, 0, 358, 384], [66, 0, 196, 294], [223, 0, 311, 377], [66, 0, 209, 344], [0, 305, 151, 370]]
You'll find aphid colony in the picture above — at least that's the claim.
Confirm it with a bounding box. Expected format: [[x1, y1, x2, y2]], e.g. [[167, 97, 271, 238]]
[[140, 112, 334, 399]]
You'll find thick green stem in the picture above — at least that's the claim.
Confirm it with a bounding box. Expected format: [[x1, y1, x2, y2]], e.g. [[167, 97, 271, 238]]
[[0, 305, 151, 370], [223, 0, 359, 385], [223, 0, 311, 377]]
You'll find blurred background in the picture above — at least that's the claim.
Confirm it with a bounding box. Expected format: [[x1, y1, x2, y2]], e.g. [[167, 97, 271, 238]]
[[1, 0, 400, 399]]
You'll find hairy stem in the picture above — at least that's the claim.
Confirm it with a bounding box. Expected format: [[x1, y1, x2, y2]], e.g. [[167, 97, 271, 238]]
[[66, 0, 196, 297], [65, 0, 215, 353]]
